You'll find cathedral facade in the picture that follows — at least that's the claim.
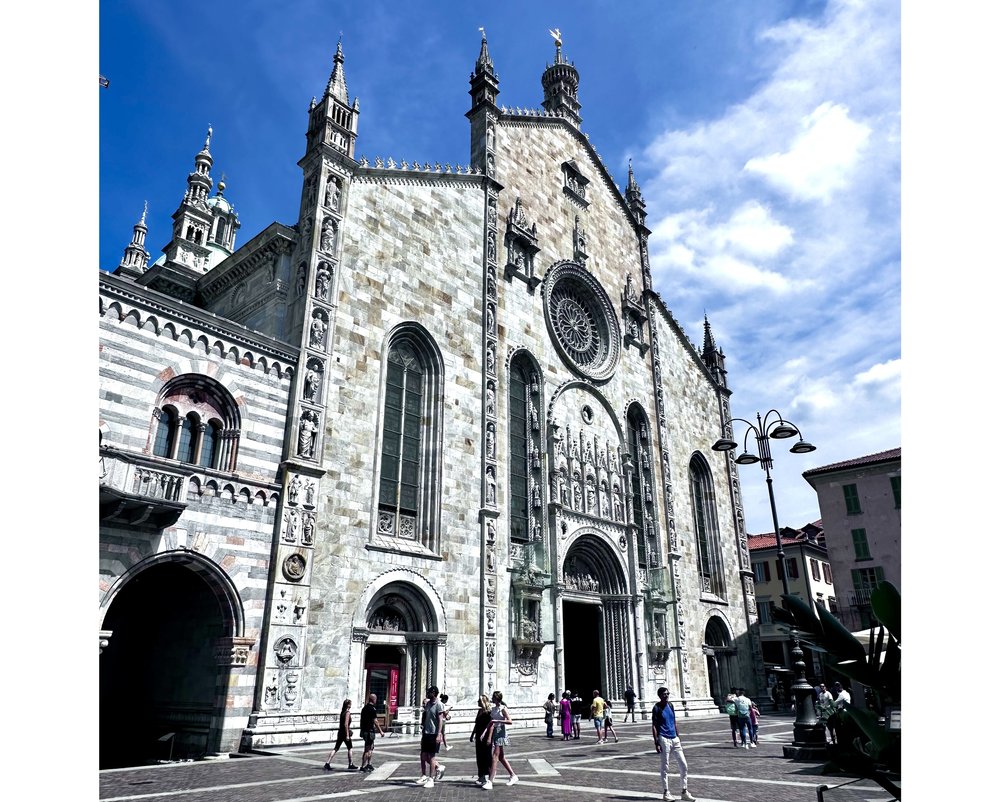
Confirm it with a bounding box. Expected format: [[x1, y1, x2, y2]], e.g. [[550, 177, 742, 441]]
[[99, 34, 761, 765]]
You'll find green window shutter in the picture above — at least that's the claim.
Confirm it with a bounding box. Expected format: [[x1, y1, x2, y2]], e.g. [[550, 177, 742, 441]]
[[843, 483, 861, 514], [851, 528, 871, 559]]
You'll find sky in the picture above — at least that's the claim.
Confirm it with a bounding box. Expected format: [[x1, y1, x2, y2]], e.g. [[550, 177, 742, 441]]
[[97, 0, 898, 534]]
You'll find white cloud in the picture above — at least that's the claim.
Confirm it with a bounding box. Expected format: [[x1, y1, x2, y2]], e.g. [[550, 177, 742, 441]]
[[855, 358, 901, 386], [743, 102, 871, 203]]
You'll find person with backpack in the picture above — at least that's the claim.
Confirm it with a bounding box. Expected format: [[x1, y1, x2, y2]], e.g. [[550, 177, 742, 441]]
[[734, 689, 752, 749], [651, 687, 696, 801], [724, 688, 740, 747]]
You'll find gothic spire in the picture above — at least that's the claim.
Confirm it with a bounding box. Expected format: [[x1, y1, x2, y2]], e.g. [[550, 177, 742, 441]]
[[625, 158, 647, 225], [113, 202, 150, 278], [475, 27, 495, 76], [701, 313, 728, 388], [326, 38, 349, 103]]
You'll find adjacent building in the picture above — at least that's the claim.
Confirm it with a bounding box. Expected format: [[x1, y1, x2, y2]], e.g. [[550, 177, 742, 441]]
[[802, 448, 901, 632], [747, 521, 835, 701], [99, 34, 767, 765]]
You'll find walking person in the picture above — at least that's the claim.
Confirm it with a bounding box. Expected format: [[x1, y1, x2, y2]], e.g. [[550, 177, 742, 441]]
[[480, 690, 518, 789], [734, 689, 751, 749], [440, 694, 454, 751], [624, 686, 637, 723], [591, 690, 607, 743], [416, 685, 447, 787], [542, 693, 557, 738], [651, 687, 695, 801], [358, 693, 385, 772], [816, 683, 835, 744], [829, 682, 852, 746], [323, 699, 358, 771], [603, 698, 619, 743], [470, 694, 493, 786], [559, 691, 573, 740], [747, 697, 761, 747], [724, 688, 740, 747], [570, 690, 584, 739]]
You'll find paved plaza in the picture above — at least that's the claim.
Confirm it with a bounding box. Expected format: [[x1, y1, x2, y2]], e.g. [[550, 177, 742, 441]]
[[98, 714, 896, 802]]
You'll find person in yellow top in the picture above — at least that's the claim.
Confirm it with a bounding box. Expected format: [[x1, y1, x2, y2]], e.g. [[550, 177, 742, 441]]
[[591, 690, 607, 743]]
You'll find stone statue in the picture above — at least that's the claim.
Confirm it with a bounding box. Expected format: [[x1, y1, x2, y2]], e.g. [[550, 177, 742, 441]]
[[310, 313, 327, 349], [289, 474, 302, 503], [315, 264, 331, 300], [320, 216, 337, 252], [324, 176, 340, 209], [298, 411, 318, 458], [304, 367, 320, 401]]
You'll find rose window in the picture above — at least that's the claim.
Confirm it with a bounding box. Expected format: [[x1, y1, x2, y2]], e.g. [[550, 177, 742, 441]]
[[543, 262, 620, 381]]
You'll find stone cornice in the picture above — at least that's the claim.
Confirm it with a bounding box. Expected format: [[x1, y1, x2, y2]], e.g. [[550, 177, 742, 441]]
[[198, 223, 297, 301], [100, 272, 298, 364]]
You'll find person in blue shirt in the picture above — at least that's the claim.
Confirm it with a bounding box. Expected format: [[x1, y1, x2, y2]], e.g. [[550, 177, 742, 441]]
[[651, 687, 695, 802]]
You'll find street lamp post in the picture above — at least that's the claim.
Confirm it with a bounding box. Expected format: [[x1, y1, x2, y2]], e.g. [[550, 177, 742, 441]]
[[713, 410, 827, 758]]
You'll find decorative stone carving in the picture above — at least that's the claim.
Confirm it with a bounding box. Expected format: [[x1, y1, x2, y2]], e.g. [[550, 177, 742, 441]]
[[297, 411, 319, 458], [315, 262, 332, 301], [309, 310, 328, 350], [304, 363, 322, 402], [320, 216, 338, 253], [324, 176, 340, 210], [282, 553, 306, 581], [288, 474, 302, 504], [301, 512, 315, 545], [504, 196, 541, 290], [274, 636, 298, 665]]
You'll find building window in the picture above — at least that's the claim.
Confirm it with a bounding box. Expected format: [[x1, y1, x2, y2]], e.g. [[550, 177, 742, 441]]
[[851, 566, 885, 594], [690, 454, 725, 596], [758, 600, 773, 625], [509, 355, 541, 544], [628, 405, 658, 567], [752, 561, 771, 583], [785, 558, 799, 579], [828, 597, 838, 615], [810, 558, 821, 581], [377, 328, 442, 550], [822, 563, 833, 584], [843, 483, 862, 514], [890, 475, 901, 508], [153, 406, 178, 457], [815, 597, 826, 610], [151, 375, 241, 470], [851, 527, 872, 560]]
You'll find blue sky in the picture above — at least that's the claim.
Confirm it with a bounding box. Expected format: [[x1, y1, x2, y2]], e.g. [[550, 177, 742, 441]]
[[97, 0, 900, 535]]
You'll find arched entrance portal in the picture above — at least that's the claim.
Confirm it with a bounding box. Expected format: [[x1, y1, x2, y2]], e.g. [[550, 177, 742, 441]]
[[704, 616, 738, 706], [560, 535, 633, 704], [100, 559, 237, 768], [361, 581, 441, 730]]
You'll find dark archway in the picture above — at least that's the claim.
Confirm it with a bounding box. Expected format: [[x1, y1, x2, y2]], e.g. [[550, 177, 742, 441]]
[[100, 562, 229, 768], [563, 601, 603, 706], [704, 616, 737, 706], [561, 534, 632, 703]]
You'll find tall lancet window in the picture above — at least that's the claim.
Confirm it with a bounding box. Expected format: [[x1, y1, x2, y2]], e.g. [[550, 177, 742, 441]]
[[690, 453, 725, 597], [377, 328, 442, 551], [627, 404, 658, 567], [508, 357, 530, 543]]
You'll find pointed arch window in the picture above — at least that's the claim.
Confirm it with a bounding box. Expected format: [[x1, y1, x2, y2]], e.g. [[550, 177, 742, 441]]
[[376, 328, 443, 551], [150, 375, 241, 471], [508, 355, 540, 544], [690, 454, 725, 597], [627, 404, 658, 567]]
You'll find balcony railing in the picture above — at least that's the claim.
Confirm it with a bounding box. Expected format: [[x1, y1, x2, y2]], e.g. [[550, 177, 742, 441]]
[[100, 447, 188, 527], [830, 590, 875, 632]]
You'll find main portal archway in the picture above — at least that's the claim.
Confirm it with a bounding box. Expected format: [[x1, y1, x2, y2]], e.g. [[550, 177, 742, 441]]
[[559, 534, 633, 703], [99, 558, 238, 767], [359, 578, 444, 728]]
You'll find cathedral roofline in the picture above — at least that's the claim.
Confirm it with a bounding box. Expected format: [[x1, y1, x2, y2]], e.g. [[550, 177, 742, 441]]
[[197, 222, 298, 301], [100, 271, 299, 362], [497, 110, 650, 239], [643, 288, 732, 393]]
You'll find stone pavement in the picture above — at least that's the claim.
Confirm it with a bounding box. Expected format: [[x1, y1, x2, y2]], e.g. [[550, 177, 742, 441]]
[[99, 714, 896, 802]]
